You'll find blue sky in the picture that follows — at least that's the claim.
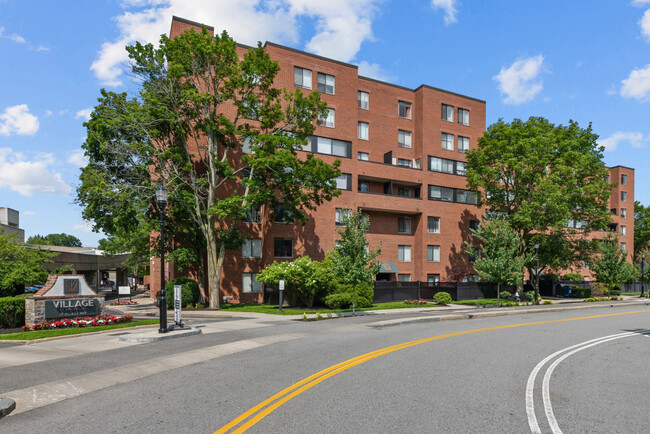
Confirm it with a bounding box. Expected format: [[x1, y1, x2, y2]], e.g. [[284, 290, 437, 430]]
[[1, 0, 649, 246]]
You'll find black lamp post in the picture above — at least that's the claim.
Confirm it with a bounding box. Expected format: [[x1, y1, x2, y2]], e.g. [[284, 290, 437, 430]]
[[156, 185, 168, 333], [641, 253, 646, 298], [534, 243, 540, 304]]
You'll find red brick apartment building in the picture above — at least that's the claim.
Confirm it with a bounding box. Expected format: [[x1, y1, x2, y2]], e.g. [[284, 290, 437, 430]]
[[150, 17, 634, 302]]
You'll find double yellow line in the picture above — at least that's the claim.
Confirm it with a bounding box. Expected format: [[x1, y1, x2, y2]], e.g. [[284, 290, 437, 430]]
[[215, 309, 650, 433]]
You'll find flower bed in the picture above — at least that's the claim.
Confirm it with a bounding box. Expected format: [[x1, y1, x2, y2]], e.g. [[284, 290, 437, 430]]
[[22, 314, 133, 331], [404, 299, 428, 305], [109, 300, 138, 306]]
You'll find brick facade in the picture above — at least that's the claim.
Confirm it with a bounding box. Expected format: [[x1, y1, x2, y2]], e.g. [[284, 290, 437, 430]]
[[146, 16, 635, 301]]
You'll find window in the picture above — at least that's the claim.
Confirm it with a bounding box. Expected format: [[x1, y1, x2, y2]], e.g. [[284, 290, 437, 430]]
[[358, 151, 369, 161], [335, 208, 351, 226], [621, 242, 627, 252], [274, 204, 293, 223], [314, 137, 351, 158], [317, 73, 335, 94], [456, 161, 467, 176], [397, 274, 411, 282], [319, 108, 335, 127], [427, 216, 440, 233], [621, 208, 627, 218], [397, 158, 412, 167], [398, 101, 412, 119], [242, 273, 262, 293], [604, 175, 610, 184], [294, 67, 312, 89], [610, 208, 617, 215], [429, 157, 454, 174], [358, 91, 369, 109], [457, 190, 479, 205], [621, 225, 627, 235], [442, 104, 454, 122], [442, 133, 454, 150], [398, 216, 412, 234], [242, 239, 262, 258], [469, 220, 480, 230], [398, 245, 411, 262], [398, 130, 412, 148], [358, 122, 369, 140], [273, 238, 293, 257], [243, 205, 261, 223], [429, 185, 453, 202], [427, 274, 440, 284], [427, 245, 440, 262], [621, 191, 627, 202], [458, 108, 469, 126], [358, 182, 369, 193], [458, 136, 469, 153], [335, 173, 352, 190], [397, 187, 412, 198], [621, 174, 627, 185]]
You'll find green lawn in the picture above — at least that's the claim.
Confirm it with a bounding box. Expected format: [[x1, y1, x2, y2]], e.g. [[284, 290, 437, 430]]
[[0, 319, 159, 341], [218, 301, 437, 315], [452, 298, 521, 307]]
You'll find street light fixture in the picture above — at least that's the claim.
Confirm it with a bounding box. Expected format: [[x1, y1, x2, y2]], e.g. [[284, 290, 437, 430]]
[[534, 243, 540, 304], [156, 184, 168, 333]]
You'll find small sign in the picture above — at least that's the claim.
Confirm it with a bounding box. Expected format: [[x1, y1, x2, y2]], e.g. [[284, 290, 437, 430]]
[[174, 285, 182, 324], [45, 298, 100, 319], [118, 286, 130, 295], [279, 280, 285, 290], [64, 279, 80, 295]]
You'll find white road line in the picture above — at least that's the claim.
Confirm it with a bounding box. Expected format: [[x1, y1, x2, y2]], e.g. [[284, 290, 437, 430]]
[[541, 332, 640, 433], [5, 333, 303, 416], [526, 332, 637, 434]]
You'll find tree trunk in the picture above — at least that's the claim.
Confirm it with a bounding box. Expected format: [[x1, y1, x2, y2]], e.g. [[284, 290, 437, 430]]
[[205, 227, 222, 309]]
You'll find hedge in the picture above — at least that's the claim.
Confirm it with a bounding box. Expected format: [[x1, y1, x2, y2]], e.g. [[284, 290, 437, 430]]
[[165, 277, 200, 309], [0, 295, 26, 328]]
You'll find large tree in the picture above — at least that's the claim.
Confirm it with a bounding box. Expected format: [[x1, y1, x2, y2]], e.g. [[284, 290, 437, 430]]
[[466, 117, 612, 300], [0, 231, 59, 296], [634, 201, 650, 260], [77, 27, 340, 308], [590, 235, 637, 286], [27, 233, 82, 247], [465, 216, 525, 306]]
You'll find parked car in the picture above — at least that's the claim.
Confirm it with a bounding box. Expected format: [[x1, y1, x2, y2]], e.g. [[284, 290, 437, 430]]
[[24, 284, 43, 293]]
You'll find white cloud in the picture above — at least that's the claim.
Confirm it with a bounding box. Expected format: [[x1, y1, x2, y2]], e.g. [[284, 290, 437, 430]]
[[494, 55, 545, 105], [0, 104, 39, 136], [23, 211, 36, 216], [75, 108, 93, 121], [68, 149, 88, 167], [640, 9, 650, 42], [72, 221, 94, 233], [357, 60, 396, 82], [0, 148, 72, 196], [431, 0, 457, 25], [0, 26, 26, 43], [598, 131, 647, 151], [620, 63, 650, 101], [36, 44, 50, 52], [91, 0, 381, 86], [632, 0, 650, 6]]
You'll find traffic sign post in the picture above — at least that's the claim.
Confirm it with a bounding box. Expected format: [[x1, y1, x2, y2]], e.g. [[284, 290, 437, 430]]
[[174, 285, 182, 327], [279, 280, 285, 313]]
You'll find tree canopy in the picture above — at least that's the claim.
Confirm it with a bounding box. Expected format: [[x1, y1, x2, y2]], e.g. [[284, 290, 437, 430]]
[[590, 235, 637, 285], [27, 233, 82, 248], [634, 201, 650, 260], [465, 117, 612, 284], [76, 27, 341, 308], [0, 231, 59, 296]]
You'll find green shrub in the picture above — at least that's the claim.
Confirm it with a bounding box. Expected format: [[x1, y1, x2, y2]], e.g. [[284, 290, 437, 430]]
[[540, 273, 560, 281], [591, 282, 607, 296], [562, 273, 584, 281], [165, 277, 200, 309], [433, 291, 452, 305], [523, 291, 535, 302], [499, 290, 512, 300], [572, 287, 592, 298], [610, 289, 621, 296], [0, 296, 25, 328], [324, 283, 372, 309]]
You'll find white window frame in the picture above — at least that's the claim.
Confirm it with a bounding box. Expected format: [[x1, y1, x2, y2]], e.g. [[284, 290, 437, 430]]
[[442, 104, 454, 122], [427, 245, 440, 262], [242, 238, 262, 258], [317, 73, 335, 94], [242, 272, 262, 293], [357, 151, 369, 161], [358, 122, 369, 140], [294, 67, 312, 89], [398, 130, 412, 148], [442, 133, 454, 151], [427, 216, 440, 233], [358, 91, 369, 109], [427, 274, 440, 284], [621, 208, 627, 219], [621, 174, 627, 185], [319, 108, 335, 128], [458, 136, 469, 153], [398, 245, 411, 262], [398, 101, 412, 119], [335, 208, 351, 226], [458, 108, 469, 126], [397, 274, 411, 282], [335, 173, 351, 190], [621, 191, 627, 202], [621, 225, 627, 235]]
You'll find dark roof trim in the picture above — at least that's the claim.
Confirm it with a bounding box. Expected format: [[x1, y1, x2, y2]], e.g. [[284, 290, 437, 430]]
[[264, 41, 358, 69], [172, 15, 214, 31], [359, 76, 486, 103], [606, 165, 635, 171]]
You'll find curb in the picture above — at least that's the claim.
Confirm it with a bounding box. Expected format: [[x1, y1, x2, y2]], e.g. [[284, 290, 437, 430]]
[[0, 398, 16, 418], [118, 327, 202, 343], [0, 324, 159, 345], [367, 300, 650, 328]]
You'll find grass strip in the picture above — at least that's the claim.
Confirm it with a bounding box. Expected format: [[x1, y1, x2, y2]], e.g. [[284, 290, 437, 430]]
[[217, 301, 439, 315], [0, 319, 159, 341]]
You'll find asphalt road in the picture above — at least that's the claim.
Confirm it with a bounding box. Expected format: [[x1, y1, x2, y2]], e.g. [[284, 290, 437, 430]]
[[2, 306, 650, 433]]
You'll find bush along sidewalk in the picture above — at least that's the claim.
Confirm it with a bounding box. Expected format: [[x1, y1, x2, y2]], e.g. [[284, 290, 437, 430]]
[[22, 314, 133, 331]]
